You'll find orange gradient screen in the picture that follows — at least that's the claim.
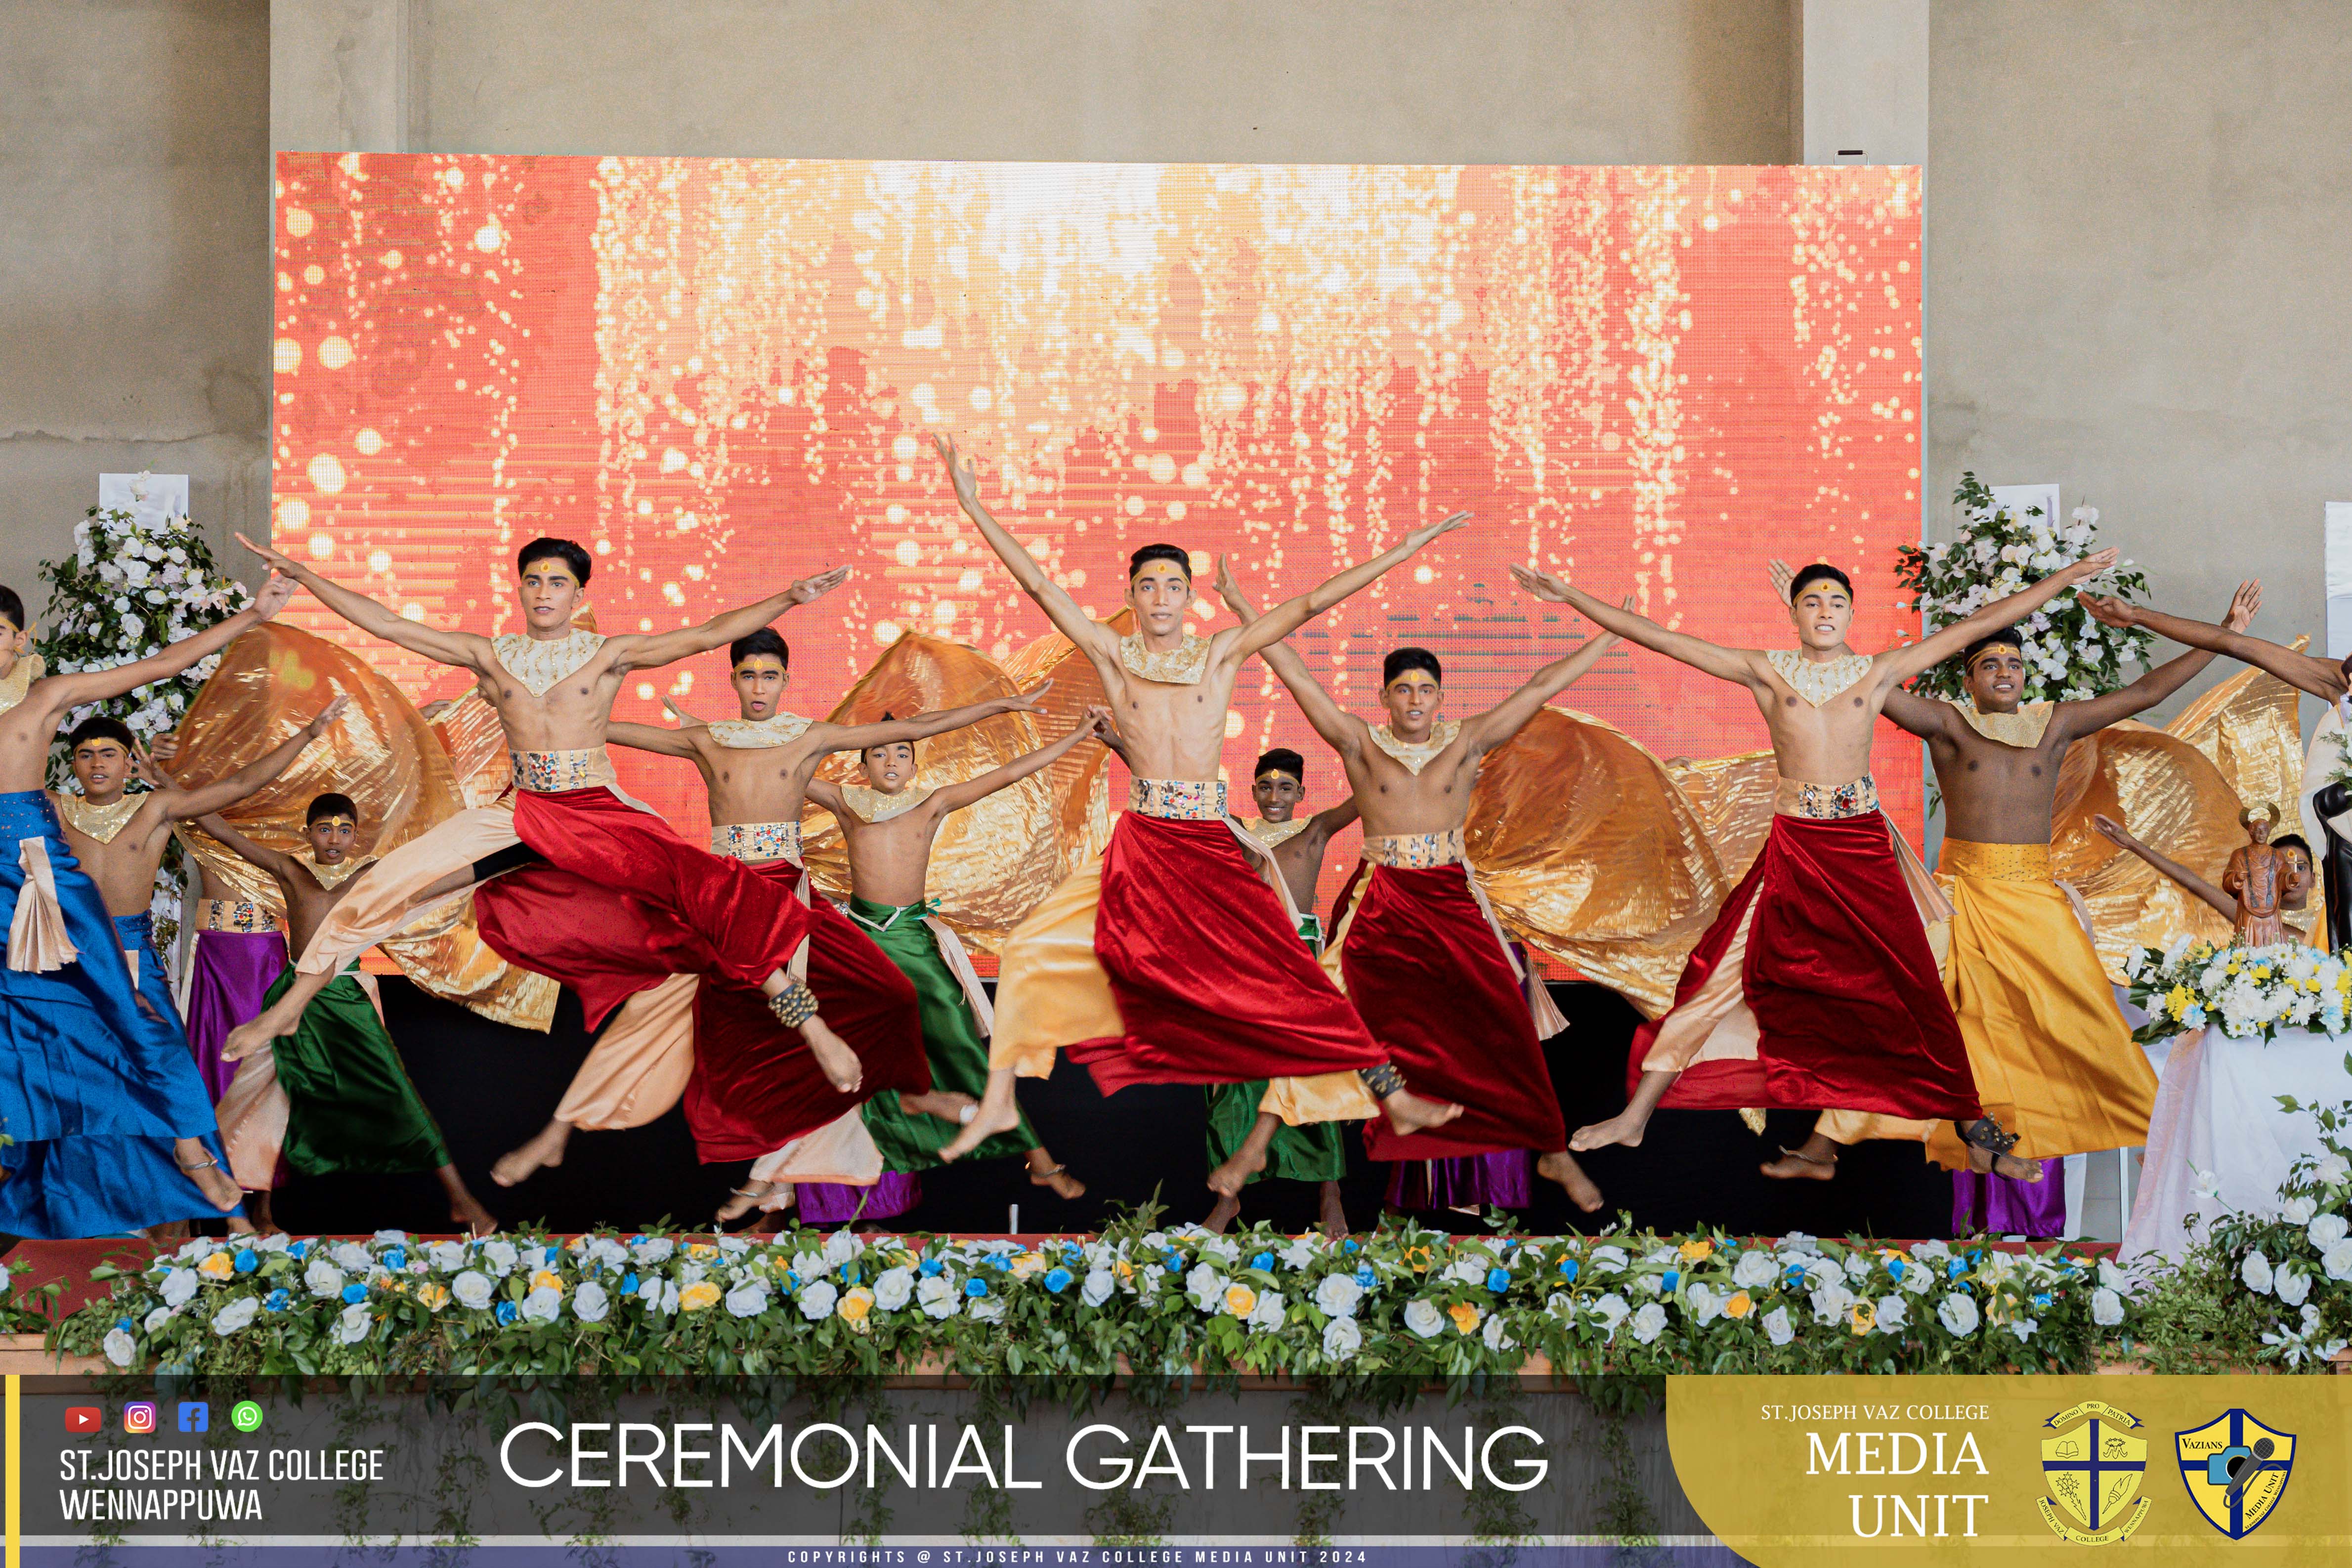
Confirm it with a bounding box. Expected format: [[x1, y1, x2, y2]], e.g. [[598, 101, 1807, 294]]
[[270, 154, 1924, 878]]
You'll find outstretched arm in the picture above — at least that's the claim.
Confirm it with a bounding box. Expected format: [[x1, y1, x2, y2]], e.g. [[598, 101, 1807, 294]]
[[2091, 812, 2234, 919], [1460, 602, 1625, 754], [930, 708, 1112, 813], [38, 570, 297, 714], [2082, 590, 2345, 701], [618, 567, 850, 672], [1510, 563, 1761, 685], [1223, 511, 1471, 664], [936, 434, 1111, 655], [816, 687, 1050, 757], [1214, 561, 1366, 759], [151, 696, 348, 821], [2054, 581, 2262, 739], [192, 811, 310, 889], [606, 721, 702, 759], [1886, 548, 2122, 684], [239, 533, 490, 672]]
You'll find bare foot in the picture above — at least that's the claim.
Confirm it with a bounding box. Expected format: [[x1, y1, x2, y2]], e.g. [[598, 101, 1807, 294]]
[[941, 1085, 1023, 1161], [1207, 1142, 1268, 1198], [1968, 1145, 2045, 1183], [901, 1089, 979, 1125], [1203, 1191, 1241, 1233], [1759, 1148, 1838, 1182], [1569, 1108, 1649, 1153], [800, 1016, 862, 1095], [225, 1214, 257, 1236], [1317, 1182, 1350, 1238], [491, 1120, 571, 1187], [1378, 1090, 1463, 1138], [717, 1180, 780, 1225], [175, 1143, 242, 1212], [1027, 1161, 1085, 1199], [1537, 1150, 1605, 1213], [451, 1193, 499, 1237]]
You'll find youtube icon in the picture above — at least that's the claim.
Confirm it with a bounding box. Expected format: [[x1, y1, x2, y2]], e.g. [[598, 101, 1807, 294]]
[[64, 1407, 102, 1435]]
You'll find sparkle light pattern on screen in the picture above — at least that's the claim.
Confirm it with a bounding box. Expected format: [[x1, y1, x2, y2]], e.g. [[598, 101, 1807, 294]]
[[271, 153, 1924, 897]]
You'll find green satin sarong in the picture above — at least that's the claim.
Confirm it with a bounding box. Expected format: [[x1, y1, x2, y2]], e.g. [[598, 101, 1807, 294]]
[[1202, 912, 1348, 1184], [261, 965, 451, 1176]]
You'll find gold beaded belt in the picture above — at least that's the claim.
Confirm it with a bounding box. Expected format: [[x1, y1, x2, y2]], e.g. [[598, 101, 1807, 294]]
[[1774, 774, 1881, 820], [710, 821, 803, 864], [197, 898, 278, 934], [1128, 777, 1228, 821], [510, 747, 618, 794], [1939, 837, 2051, 882], [1362, 828, 1467, 868]]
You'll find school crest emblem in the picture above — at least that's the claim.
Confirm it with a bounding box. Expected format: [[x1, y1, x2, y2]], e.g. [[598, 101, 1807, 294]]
[[2175, 1410, 2294, 1539], [2036, 1399, 2151, 1544]]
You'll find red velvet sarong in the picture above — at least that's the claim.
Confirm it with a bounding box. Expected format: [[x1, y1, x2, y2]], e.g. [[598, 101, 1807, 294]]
[[1066, 814, 1386, 1093], [1631, 811, 1979, 1119], [684, 862, 930, 1161], [473, 786, 811, 1029], [1349, 863, 1569, 1161]]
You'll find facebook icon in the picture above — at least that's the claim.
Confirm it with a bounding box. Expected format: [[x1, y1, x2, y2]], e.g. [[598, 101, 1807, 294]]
[[177, 1402, 209, 1433]]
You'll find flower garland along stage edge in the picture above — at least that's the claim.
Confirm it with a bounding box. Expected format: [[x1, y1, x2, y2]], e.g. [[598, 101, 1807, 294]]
[[1895, 472, 2150, 705], [2125, 937, 2352, 1043]]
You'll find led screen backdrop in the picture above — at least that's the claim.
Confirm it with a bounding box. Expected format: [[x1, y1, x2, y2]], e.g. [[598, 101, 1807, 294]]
[[270, 153, 1924, 913]]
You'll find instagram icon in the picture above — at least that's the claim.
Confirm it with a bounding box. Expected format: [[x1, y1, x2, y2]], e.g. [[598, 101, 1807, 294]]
[[123, 1402, 156, 1434]]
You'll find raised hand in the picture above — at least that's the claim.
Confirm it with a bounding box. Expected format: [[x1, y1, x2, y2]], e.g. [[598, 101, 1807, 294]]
[[2224, 579, 2263, 632], [2078, 594, 2137, 629], [2056, 547, 2122, 584], [660, 694, 711, 728], [1767, 558, 1795, 602], [788, 566, 850, 606], [1509, 562, 1573, 603], [1406, 509, 1473, 550], [130, 737, 173, 788], [251, 570, 296, 619], [933, 433, 983, 508], [1080, 704, 1116, 738], [304, 693, 350, 735], [997, 678, 1054, 715], [1213, 554, 1246, 612]]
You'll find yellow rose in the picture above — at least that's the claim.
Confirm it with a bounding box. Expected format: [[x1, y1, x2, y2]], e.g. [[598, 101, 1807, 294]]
[[530, 1271, 565, 1294], [1447, 1302, 1482, 1335], [1013, 1252, 1047, 1279], [198, 1252, 235, 1280], [685, 1242, 719, 1262], [416, 1283, 451, 1313], [1678, 1239, 1714, 1264], [1723, 1291, 1753, 1319], [678, 1281, 722, 1313], [1112, 1258, 1134, 1280], [1849, 1302, 1876, 1336], [1407, 1245, 1434, 1273], [838, 1287, 875, 1333], [2253, 965, 2272, 980], [1223, 1283, 1257, 1317]]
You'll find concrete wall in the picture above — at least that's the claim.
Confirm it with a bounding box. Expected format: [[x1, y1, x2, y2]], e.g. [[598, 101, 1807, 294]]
[[1927, 0, 2352, 688], [0, 0, 271, 616]]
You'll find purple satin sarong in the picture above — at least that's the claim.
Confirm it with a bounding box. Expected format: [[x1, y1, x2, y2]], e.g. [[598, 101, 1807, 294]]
[[794, 1171, 922, 1225], [1385, 1150, 1534, 1212], [1952, 1155, 2067, 1238], [184, 929, 289, 1102]]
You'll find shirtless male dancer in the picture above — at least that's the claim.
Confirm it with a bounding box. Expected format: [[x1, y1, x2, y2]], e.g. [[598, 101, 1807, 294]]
[[933, 432, 1465, 1160], [1510, 549, 2120, 1154], [1757, 565, 2257, 1185], [1216, 563, 1621, 1212], [0, 573, 293, 1235], [222, 534, 854, 1075]]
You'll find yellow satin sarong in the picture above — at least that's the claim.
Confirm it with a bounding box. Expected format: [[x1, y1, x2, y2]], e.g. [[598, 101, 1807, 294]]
[[1817, 838, 2157, 1162]]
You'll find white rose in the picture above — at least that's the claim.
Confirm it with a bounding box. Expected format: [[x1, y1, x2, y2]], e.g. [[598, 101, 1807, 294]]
[[144, 1306, 173, 1333], [2091, 1288, 2125, 1327], [1589, 1293, 1631, 1333], [968, 1296, 1005, 1322], [2320, 1239, 2352, 1282], [1184, 1264, 1226, 1312], [451, 1271, 495, 1311], [332, 1241, 373, 1272], [2316, 1155, 2351, 1187], [303, 1260, 345, 1299], [1762, 1307, 1795, 1347], [212, 1296, 260, 1336], [1247, 1290, 1286, 1332], [427, 1241, 467, 1272], [1809, 1281, 1855, 1325], [2309, 1214, 2349, 1249], [1937, 1294, 1980, 1337], [1588, 1245, 1630, 1271], [480, 1239, 519, 1276], [1442, 1259, 1484, 1287], [1315, 1273, 1365, 1319], [797, 1280, 840, 1320], [917, 1275, 961, 1319], [160, 1269, 200, 1308], [725, 1285, 770, 1319], [103, 1328, 137, 1367], [1731, 1251, 1779, 1291], [1483, 1312, 1517, 1353], [1322, 1316, 1363, 1362], [573, 1282, 610, 1323], [2282, 1196, 2319, 1225], [1404, 1299, 1446, 1338], [633, 1237, 676, 1265], [1080, 1269, 1114, 1309], [2275, 1267, 2312, 1308], [2007, 1317, 2040, 1343], [874, 1267, 915, 1312], [1630, 1303, 1668, 1345], [2241, 1250, 2274, 1295], [521, 1286, 562, 1324], [822, 1231, 860, 1268], [332, 1304, 371, 1345]]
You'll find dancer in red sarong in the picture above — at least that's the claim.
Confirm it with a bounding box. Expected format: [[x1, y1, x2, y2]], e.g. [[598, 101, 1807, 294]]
[[1209, 564, 1617, 1211], [930, 433, 1468, 1160], [1508, 550, 2122, 1157], [221, 534, 853, 1084]]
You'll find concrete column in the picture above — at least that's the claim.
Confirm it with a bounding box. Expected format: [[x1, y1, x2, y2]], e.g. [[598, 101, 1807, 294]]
[[1796, 0, 1927, 165], [270, 0, 414, 151]]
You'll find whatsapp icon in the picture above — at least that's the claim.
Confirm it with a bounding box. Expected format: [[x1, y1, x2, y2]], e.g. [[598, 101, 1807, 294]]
[[228, 1401, 263, 1434]]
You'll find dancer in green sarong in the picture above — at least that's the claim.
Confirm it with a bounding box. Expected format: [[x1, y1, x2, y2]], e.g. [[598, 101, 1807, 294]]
[[206, 794, 496, 1235], [809, 707, 1116, 1197]]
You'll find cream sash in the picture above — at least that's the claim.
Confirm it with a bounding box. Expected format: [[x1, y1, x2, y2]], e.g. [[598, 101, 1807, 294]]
[[8, 838, 78, 972], [747, 1107, 886, 1205]]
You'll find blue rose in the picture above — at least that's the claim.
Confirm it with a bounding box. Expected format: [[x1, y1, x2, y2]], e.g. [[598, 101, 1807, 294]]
[[1885, 1259, 1906, 1280], [989, 1254, 1010, 1271], [919, 1257, 943, 1277], [1662, 1269, 1681, 1293], [1164, 1256, 1183, 1274], [1341, 1238, 1361, 1254], [494, 1300, 520, 1326], [1356, 1265, 1378, 1288], [263, 1290, 290, 1314], [1557, 1259, 1580, 1282], [116, 1317, 134, 1333], [2033, 1293, 2052, 1309], [288, 1240, 309, 1260], [620, 1272, 639, 1296], [841, 1265, 860, 1285], [964, 1278, 989, 1298], [1946, 1259, 1967, 1279], [1044, 1268, 1073, 1293], [382, 1248, 406, 1271], [1251, 1252, 1275, 1274], [341, 1283, 368, 1305], [233, 1250, 259, 1275], [1486, 1267, 1511, 1293], [784, 1270, 800, 1291]]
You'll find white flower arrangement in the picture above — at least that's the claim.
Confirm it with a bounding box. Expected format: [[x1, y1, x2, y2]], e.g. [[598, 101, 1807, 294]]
[[1895, 473, 2149, 705], [2124, 937, 2352, 1043]]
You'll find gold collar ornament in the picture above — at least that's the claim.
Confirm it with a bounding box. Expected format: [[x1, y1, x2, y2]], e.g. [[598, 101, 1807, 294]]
[[1240, 815, 1310, 847], [1767, 648, 1874, 707], [1952, 699, 2056, 748], [57, 792, 145, 845], [708, 712, 814, 749], [491, 630, 607, 696], [0, 654, 44, 717], [1118, 633, 1211, 685], [841, 783, 935, 823], [1368, 721, 1462, 776], [310, 854, 375, 889]]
